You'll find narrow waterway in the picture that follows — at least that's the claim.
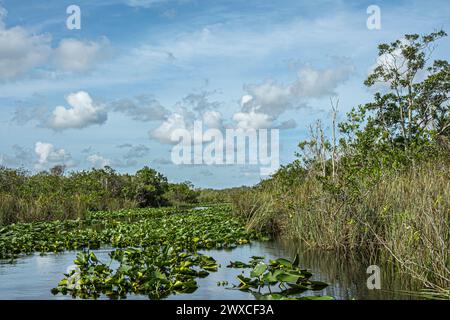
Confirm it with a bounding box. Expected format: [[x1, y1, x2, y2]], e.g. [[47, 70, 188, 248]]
[[0, 239, 419, 300]]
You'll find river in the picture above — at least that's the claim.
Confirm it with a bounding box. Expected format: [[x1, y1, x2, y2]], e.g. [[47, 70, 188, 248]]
[[0, 239, 420, 300]]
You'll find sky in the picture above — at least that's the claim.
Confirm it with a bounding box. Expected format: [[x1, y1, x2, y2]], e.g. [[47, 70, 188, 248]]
[[0, 0, 449, 188]]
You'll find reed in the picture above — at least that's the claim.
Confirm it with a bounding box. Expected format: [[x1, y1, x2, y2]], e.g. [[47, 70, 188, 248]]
[[231, 160, 450, 294]]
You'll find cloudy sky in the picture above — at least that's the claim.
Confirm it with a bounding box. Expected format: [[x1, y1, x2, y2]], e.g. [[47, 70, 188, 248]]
[[0, 0, 449, 188]]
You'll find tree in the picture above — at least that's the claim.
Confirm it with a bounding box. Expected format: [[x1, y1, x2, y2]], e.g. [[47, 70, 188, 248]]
[[135, 166, 169, 207], [166, 181, 199, 206], [340, 30, 449, 167], [50, 165, 66, 176]]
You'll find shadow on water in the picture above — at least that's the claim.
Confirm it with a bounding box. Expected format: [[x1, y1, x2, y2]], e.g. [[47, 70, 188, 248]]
[[0, 239, 421, 300], [265, 238, 422, 300]]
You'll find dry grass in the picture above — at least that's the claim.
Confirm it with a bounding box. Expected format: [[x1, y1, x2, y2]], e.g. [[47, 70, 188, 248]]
[[0, 193, 137, 225], [231, 161, 450, 294]]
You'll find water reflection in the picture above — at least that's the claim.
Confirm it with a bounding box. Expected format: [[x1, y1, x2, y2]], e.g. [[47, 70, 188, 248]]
[[0, 240, 420, 300], [269, 239, 420, 300]]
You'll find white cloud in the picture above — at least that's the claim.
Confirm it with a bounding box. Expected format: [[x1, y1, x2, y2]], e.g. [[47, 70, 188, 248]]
[[0, 5, 110, 83], [240, 94, 253, 106], [150, 63, 351, 142], [0, 6, 51, 80], [87, 154, 111, 168], [150, 112, 187, 144], [53, 38, 110, 73], [240, 61, 354, 120], [202, 111, 223, 129], [150, 109, 224, 144], [232, 111, 272, 130], [34, 142, 75, 169], [242, 81, 292, 118], [48, 91, 107, 130], [291, 62, 355, 98]]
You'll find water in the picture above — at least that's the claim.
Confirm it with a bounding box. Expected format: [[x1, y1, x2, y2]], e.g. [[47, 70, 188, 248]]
[[0, 240, 419, 300]]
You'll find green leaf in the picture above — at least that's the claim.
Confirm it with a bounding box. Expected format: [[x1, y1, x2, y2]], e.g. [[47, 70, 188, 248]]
[[293, 254, 299, 267], [276, 258, 293, 268], [309, 281, 329, 290], [276, 272, 301, 283], [250, 262, 267, 277]]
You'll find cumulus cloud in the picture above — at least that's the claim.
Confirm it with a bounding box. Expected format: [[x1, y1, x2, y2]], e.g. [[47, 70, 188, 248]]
[[240, 60, 354, 119], [81, 146, 93, 154], [233, 60, 354, 129], [241, 81, 292, 118], [150, 112, 187, 144], [34, 142, 75, 170], [86, 150, 143, 168], [149, 90, 225, 144], [86, 154, 111, 168], [53, 38, 110, 73], [291, 62, 355, 98], [150, 110, 225, 144], [0, 5, 110, 81], [149, 61, 353, 142], [232, 111, 272, 130], [0, 6, 51, 80], [48, 91, 107, 130], [202, 110, 223, 129], [111, 95, 168, 121]]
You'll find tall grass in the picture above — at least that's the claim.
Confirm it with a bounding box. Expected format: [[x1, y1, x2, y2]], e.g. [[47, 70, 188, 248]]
[[231, 160, 450, 294], [0, 193, 137, 225]]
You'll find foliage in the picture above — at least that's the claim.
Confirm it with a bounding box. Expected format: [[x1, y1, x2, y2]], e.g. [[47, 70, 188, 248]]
[[0, 165, 200, 225], [339, 30, 449, 172], [135, 166, 169, 207], [0, 204, 273, 299], [166, 181, 200, 207], [231, 30, 450, 296], [51, 247, 217, 299], [0, 205, 265, 260], [227, 255, 332, 300]]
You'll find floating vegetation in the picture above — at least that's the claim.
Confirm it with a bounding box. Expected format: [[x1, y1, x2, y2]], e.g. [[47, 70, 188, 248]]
[[0, 205, 266, 260], [51, 246, 219, 299], [227, 255, 333, 300], [0, 204, 331, 300], [0, 205, 265, 299]]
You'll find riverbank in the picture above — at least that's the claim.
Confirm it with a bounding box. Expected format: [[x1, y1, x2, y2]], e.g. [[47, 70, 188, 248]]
[[230, 160, 450, 298]]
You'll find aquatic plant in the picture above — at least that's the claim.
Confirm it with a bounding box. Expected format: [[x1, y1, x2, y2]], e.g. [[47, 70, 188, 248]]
[[51, 246, 219, 299], [0, 205, 266, 260], [227, 255, 333, 300]]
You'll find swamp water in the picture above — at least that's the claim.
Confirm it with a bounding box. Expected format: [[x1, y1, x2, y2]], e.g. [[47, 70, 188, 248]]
[[0, 239, 419, 300]]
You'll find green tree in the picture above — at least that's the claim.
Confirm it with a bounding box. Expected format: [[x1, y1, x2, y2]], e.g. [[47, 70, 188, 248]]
[[339, 30, 449, 168], [166, 181, 199, 206], [135, 166, 169, 207]]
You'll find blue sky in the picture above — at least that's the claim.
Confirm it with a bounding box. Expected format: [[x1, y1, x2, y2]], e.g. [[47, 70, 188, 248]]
[[0, 0, 449, 188]]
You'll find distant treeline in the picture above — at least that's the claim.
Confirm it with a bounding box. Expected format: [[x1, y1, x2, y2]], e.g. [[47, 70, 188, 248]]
[[0, 165, 203, 225]]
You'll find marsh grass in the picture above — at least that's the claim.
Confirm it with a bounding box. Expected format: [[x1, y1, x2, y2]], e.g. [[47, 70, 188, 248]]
[[0, 193, 137, 225], [231, 161, 450, 294]]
